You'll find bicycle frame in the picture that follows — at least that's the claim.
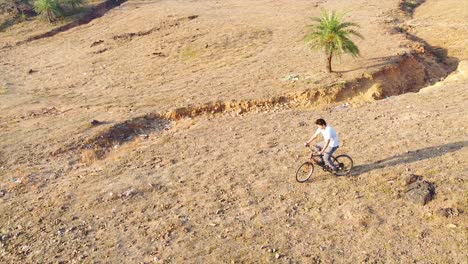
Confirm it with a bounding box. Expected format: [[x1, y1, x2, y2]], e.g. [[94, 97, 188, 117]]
[[307, 146, 324, 160]]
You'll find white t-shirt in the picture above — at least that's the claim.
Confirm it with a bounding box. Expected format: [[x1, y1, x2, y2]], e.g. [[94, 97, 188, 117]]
[[315, 126, 339, 147]]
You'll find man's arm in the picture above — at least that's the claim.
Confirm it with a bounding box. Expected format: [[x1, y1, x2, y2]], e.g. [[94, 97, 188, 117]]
[[305, 129, 320, 146], [319, 139, 331, 154]]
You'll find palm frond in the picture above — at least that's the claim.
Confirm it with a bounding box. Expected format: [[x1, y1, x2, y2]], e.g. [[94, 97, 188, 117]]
[[343, 29, 364, 39]]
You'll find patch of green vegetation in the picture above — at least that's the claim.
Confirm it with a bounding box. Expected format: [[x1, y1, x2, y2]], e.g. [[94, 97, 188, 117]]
[[425, 168, 439, 176], [404, 0, 418, 9], [402, 0, 424, 14], [1, 0, 88, 24], [180, 45, 200, 61], [33, 0, 63, 22], [0, 86, 7, 95]]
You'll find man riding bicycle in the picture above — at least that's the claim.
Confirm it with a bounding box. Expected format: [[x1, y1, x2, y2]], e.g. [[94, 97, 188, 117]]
[[304, 118, 339, 175]]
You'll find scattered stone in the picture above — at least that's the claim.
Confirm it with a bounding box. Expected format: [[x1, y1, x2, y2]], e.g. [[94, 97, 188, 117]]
[[298, 121, 306, 127], [152, 52, 166, 57], [275, 253, 281, 259], [403, 174, 435, 205], [333, 103, 349, 111], [446, 224, 457, 229], [0, 190, 5, 197], [90, 120, 102, 126], [21, 245, 30, 252], [120, 188, 137, 198], [436, 208, 462, 218], [139, 134, 149, 139], [10, 177, 21, 183], [57, 228, 65, 236], [90, 40, 104, 47], [403, 173, 422, 185], [280, 74, 299, 82], [94, 48, 108, 54]]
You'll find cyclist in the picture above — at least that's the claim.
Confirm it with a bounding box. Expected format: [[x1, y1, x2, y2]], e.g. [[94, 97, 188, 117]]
[[304, 118, 340, 174]]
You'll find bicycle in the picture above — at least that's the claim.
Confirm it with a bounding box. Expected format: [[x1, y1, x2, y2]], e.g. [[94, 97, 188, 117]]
[[296, 146, 353, 183]]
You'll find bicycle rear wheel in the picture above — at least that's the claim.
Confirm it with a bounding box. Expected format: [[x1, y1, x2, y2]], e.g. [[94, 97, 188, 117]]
[[333, 155, 353, 176], [296, 162, 315, 183]]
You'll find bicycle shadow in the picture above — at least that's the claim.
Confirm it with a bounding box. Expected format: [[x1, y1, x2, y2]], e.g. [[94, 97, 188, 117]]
[[351, 141, 467, 176]]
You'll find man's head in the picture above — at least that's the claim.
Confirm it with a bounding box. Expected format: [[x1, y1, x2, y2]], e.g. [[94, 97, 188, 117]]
[[315, 118, 327, 129]]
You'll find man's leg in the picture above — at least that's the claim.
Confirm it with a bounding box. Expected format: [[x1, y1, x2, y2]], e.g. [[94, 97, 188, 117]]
[[324, 146, 339, 172]]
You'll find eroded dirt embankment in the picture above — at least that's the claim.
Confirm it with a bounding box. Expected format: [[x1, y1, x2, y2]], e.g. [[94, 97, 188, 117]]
[[76, 49, 454, 161]]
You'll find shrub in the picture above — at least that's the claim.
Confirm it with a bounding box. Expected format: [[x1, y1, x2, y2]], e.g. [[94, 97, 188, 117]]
[[34, 0, 62, 22]]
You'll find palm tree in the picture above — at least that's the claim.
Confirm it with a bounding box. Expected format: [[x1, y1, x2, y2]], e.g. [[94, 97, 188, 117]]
[[305, 10, 363, 73]]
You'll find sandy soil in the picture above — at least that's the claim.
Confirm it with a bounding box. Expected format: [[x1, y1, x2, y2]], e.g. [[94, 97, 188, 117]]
[[0, 0, 467, 263], [410, 0, 468, 61]]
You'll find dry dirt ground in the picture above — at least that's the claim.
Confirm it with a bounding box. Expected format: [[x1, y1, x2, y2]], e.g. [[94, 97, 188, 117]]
[[0, 0, 467, 263]]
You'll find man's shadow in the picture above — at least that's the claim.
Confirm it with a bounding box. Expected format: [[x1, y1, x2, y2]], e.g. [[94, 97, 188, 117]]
[[352, 141, 467, 175]]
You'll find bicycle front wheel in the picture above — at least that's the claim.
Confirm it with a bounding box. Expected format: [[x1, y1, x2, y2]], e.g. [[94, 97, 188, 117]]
[[296, 162, 315, 183], [333, 155, 353, 176]]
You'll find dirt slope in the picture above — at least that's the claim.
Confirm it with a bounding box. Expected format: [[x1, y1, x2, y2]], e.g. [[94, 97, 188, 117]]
[[410, 0, 468, 61], [0, 0, 467, 263], [1, 67, 467, 263]]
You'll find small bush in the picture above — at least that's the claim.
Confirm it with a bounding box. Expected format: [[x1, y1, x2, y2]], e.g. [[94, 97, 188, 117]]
[[34, 0, 62, 22]]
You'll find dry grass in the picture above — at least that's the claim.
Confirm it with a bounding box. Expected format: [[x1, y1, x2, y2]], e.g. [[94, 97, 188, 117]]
[[179, 45, 200, 61], [80, 149, 98, 164]]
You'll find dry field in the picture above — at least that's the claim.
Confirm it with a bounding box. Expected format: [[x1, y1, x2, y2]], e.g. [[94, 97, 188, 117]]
[[0, 0, 467, 263]]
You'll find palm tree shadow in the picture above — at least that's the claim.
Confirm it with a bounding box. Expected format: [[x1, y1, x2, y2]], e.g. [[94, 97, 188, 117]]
[[334, 55, 402, 73], [352, 141, 467, 175]]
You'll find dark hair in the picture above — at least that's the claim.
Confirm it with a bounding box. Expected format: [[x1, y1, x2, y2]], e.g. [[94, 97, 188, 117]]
[[315, 118, 327, 126]]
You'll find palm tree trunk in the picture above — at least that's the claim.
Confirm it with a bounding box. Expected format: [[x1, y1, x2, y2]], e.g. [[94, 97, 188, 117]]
[[327, 53, 333, 73]]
